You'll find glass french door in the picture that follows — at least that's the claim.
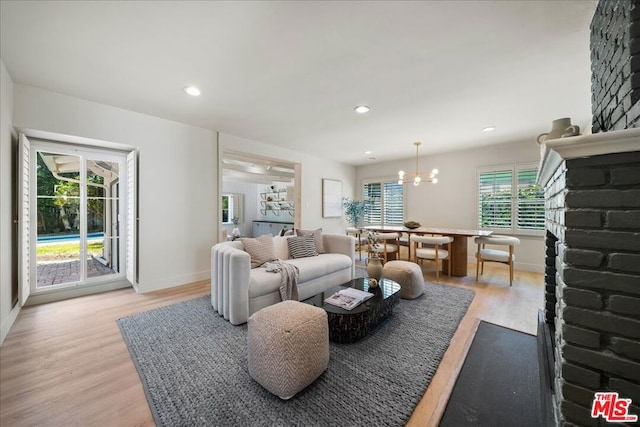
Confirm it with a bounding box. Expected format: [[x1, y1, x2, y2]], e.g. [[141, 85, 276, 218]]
[[31, 140, 127, 291]]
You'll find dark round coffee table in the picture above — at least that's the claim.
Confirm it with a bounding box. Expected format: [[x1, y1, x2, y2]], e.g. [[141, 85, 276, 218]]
[[303, 277, 401, 343]]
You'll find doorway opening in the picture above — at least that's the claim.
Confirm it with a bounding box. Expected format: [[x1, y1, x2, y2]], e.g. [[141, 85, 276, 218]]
[[220, 150, 300, 240]]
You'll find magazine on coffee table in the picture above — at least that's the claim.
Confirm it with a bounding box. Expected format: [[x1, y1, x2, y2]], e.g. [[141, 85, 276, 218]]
[[324, 287, 374, 310]]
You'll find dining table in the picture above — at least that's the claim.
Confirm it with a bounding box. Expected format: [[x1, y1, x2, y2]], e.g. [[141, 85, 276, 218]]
[[362, 225, 492, 277]]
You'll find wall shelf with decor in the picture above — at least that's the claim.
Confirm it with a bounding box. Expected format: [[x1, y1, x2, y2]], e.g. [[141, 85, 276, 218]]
[[259, 188, 294, 217]]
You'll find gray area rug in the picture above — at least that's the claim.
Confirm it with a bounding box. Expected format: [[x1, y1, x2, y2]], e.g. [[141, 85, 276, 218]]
[[117, 280, 474, 426]]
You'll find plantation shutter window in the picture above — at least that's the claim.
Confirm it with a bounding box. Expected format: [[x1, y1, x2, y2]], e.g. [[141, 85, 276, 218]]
[[363, 180, 404, 226], [383, 183, 404, 225], [18, 134, 31, 305], [517, 167, 545, 231], [126, 149, 138, 286], [478, 169, 512, 230], [477, 163, 544, 235], [363, 183, 381, 224]]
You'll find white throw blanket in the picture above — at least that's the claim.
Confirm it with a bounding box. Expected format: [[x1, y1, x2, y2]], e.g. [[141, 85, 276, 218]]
[[263, 260, 299, 301]]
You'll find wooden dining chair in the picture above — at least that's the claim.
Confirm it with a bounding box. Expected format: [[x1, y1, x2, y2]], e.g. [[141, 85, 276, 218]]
[[346, 227, 367, 261], [410, 234, 453, 281], [474, 235, 520, 286], [398, 232, 410, 260]]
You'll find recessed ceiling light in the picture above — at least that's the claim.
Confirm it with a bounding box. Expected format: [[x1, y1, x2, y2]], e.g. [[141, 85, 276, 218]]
[[354, 105, 370, 114], [364, 150, 372, 154], [184, 86, 201, 96], [482, 126, 496, 132]]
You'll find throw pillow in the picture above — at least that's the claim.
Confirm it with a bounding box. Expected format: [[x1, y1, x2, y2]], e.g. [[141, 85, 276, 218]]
[[295, 228, 325, 253], [241, 234, 277, 268], [287, 235, 319, 259]]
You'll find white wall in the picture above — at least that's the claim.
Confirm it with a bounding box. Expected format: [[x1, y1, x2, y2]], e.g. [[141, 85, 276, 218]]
[[356, 139, 545, 272], [0, 60, 20, 344], [219, 133, 357, 234], [12, 84, 218, 293]]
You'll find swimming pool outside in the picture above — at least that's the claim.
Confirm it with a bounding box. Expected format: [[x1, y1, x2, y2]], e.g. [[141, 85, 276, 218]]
[[37, 232, 104, 243]]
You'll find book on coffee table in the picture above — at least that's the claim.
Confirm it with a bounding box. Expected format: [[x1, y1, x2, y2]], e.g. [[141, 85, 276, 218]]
[[324, 287, 374, 310]]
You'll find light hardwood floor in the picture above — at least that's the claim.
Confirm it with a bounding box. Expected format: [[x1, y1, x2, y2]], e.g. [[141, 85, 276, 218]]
[[0, 261, 543, 427]]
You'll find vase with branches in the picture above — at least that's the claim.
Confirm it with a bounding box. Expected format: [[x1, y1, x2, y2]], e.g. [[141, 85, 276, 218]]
[[231, 216, 240, 238], [366, 230, 383, 284]]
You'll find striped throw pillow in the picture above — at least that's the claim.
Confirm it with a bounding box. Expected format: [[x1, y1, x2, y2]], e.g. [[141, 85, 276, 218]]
[[287, 236, 319, 259], [295, 228, 325, 253], [241, 234, 277, 268]]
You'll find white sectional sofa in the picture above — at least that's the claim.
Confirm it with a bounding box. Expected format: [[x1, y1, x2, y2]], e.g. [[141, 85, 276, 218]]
[[211, 233, 355, 325]]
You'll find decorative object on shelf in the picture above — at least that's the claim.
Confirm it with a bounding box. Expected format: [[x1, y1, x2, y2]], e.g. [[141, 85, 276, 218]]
[[403, 220, 421, 229], [536, 117, 580, 145], [561, 125, 580, 138], [398, 141, 439, 186], [342, 197, 370, 228], [231, 216, 241, 238], [322, 179, 343, 218]]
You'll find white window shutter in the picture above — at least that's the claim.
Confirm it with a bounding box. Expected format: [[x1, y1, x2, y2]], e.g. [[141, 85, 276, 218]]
[[18, 134, 31, 306], [516, 167, 545, 231], [478, 169, 513, 230], [363, 183, 382, 224], [383, 182, 404, 225], [126, 150, 137, 286]]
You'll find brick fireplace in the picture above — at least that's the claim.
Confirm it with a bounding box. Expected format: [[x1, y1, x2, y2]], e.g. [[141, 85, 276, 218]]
[[536, 1, 640, 425], [539, 133, 640, 425]]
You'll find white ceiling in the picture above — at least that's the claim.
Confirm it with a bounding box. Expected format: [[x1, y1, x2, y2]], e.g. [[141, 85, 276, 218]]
[[0, 1, 598, 166]]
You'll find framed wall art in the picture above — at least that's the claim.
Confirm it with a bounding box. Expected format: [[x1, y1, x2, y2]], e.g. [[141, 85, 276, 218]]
[[322, 179, 342, 218]]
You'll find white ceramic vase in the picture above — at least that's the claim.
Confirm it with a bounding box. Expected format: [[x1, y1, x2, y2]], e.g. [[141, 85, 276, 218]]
[[367, 257, 383, 285], [537, 118, 580, 144]]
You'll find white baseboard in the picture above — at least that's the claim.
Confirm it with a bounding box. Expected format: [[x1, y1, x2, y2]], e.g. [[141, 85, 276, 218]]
[[466, 257, 544, 274], [136, 270, 210, 294], [515, 262, 544, 273], [0, 303, 21, 346]]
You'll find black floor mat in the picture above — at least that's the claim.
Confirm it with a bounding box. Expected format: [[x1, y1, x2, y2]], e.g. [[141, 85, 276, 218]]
[[440, 321, 541, 427]]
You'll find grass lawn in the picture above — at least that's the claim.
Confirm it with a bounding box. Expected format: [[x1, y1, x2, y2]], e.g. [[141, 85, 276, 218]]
[[37, 241, 104, 261]]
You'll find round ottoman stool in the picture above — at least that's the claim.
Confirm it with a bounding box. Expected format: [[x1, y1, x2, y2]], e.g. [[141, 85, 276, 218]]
[[382, 260, 425, 299], [247, 300, 329, 399]]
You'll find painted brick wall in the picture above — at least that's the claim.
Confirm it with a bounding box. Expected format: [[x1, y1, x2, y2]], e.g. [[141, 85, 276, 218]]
[[591, 0, 640, 132], [544, 152, 640, 426]]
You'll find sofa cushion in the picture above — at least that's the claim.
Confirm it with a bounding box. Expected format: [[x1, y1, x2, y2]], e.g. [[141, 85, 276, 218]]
[[247, 253, 352, 299], [287, 236, 319, 259], [273, 236, 291, 260], [296, 228, 325, 254], [241, 234, 277, 268], [248, 268, 285, 298], [284, 253, 351, 283]]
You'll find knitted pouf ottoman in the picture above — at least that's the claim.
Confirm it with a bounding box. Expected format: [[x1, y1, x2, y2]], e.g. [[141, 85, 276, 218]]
[[382, 260, 425, 299], [247, 300, 329, 399]]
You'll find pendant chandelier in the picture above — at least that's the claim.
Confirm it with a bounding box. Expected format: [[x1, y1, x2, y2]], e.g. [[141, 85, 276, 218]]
[[398, 141, 439, 186]]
